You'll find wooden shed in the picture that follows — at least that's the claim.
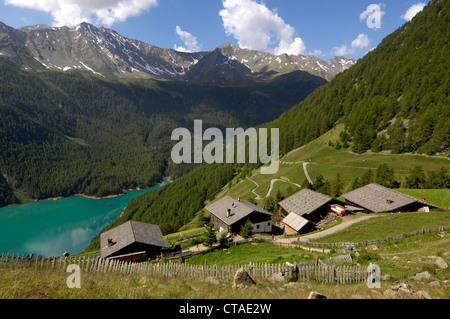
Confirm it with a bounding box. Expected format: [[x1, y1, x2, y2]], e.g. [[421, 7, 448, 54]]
[[282, 212, 315, 235], [341, 183, 438, 213], [278, 189, 346, 234], [279, 189, 345, 222], [205, 196, 273, 234], [100, 221, 168, 261]]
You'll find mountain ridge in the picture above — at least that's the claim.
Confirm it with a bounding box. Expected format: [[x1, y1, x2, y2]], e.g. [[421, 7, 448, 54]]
[[0, 21, 355, 83]]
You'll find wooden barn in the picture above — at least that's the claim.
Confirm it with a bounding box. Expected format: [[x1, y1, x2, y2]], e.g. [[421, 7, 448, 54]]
[[100, 221, 168, 261], [341, 183, 438, 214], [278, 189, 346, 234], [205, 196, 273, 234]]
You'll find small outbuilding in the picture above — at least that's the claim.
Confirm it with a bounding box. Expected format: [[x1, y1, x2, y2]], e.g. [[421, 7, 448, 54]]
[[341, 183, 438, 213], [100, 221, 168, 261], [205, 196, 273, 234], [279, 189, 345, 222], [278, 188, 346, 234], [282, 212, 315, 234]]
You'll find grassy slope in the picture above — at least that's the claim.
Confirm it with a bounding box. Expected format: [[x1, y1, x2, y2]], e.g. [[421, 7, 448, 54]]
[[311, 211, 450, 243], [214, 124, 449, 207], [179, 124, 449, 231]]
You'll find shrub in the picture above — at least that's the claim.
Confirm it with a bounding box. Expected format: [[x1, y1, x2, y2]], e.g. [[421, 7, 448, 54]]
[[355, 249, 380, 265]]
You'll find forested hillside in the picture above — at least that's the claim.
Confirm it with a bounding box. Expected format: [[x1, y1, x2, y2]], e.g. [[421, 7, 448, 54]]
[[0, 56, 325, 206], [85, 163, 235, 250], [269, 0, 449, 156]]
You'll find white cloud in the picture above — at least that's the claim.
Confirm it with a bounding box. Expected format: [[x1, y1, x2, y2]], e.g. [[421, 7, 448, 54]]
[[334, 33, 370, 56], [310, 49, 324, 57], [351, 33, 370, 50], [219, 0, 306, 56], [401, 3, 426, 21], [4, 0, 158, 26], [174, 25, 201, 53]]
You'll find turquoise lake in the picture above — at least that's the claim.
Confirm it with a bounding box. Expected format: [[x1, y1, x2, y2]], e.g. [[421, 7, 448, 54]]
[[0, 182, 168, 257]]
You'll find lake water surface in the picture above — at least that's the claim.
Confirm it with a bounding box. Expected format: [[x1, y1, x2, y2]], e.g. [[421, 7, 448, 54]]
[[0, 182, 168, 257]]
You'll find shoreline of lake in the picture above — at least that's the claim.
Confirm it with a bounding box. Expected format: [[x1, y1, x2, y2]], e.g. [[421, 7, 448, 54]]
[[7, 179, 172, 207], [0, 180, 170, 257]]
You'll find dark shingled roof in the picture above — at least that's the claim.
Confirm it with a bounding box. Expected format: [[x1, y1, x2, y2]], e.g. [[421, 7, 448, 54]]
[[341, 183, 437, 213], [205, 196, 272, 226], [278, 189, 334, 217], [100, 221, 167, 259]]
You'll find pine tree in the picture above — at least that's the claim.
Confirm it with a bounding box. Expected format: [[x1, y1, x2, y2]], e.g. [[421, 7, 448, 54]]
[[240, 219, 254, 239], [203, 222, 218, 247], [376, 164, 396, 188], [333, 173, 344, 197]]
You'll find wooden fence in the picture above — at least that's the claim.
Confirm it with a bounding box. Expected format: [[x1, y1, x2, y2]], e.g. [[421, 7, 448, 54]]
[[163, 226, 447, 261], [1, 226, 444, 285], [0, 253, 367, 284], [290, 226, 446, 251]]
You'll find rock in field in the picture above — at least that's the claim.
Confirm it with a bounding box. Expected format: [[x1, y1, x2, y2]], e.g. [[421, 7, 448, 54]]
[[232, 268, 255, 289]]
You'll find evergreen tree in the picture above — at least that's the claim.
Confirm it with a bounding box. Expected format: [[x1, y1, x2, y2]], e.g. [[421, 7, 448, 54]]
[[240, 219, 254, 239], [361, 170, 374, 186], [404, 166, 427, 189], [351, 176, 362, 190], [264, 196, 276, 213], [332, 173, 344, 197], [301, 179, 313, 190], [388, 120, 406, 154], [203, 222, 218, 247], [376, 164, 396, 188], [218, 233, 230, 248], [313, 175, 325, 191]]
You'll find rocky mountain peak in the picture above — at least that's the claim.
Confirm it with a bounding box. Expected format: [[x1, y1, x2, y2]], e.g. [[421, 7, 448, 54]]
[[0, 21, 356, 83]]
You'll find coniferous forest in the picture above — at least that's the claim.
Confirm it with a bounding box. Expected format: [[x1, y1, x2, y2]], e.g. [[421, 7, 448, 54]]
[[0, 56, 324, 206], [269, 0, 449, 157]]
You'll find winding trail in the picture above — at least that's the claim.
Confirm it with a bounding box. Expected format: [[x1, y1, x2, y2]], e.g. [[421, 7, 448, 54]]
[[265, 179, 301, 198], [303, 162, 313, 185], [246, 176, 261, 200], [247, 176, 302, 199]]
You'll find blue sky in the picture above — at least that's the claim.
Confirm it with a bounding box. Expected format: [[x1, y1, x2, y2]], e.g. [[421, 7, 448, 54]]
[[0, 0, 429, 60]]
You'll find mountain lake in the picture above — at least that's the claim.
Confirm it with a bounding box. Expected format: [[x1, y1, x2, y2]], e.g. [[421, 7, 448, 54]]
[[0, 181, 169, 257]]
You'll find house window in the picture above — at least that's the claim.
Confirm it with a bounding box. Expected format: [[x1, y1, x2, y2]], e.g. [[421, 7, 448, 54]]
[[256, 225, 260, 229], [268, 222, 271, 226]]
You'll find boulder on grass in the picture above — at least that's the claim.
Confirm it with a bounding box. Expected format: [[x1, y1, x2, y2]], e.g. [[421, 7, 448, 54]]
[[232, 268, 255, 289]]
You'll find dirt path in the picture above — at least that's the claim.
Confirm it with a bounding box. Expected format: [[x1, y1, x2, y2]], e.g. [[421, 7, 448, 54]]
[[277, 215, 382, 243], [265, 178, 301, 198], [246, 176, 261, 200], [303, 162, 313, 184]]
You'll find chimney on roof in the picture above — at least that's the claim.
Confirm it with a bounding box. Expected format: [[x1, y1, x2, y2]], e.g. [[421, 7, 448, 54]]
[[107, 238, 116, 247], [227, 208, 231, 218]]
